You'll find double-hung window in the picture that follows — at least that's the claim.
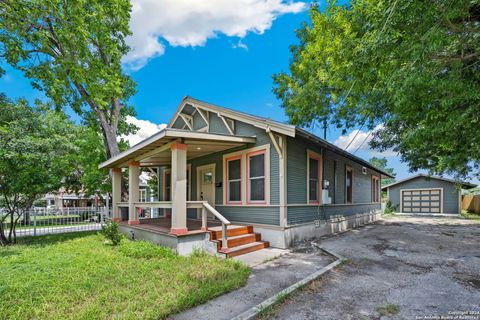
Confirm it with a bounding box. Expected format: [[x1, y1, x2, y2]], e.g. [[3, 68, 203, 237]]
[[226, 157, 242, 203], [247, 151, 266, 203], [372, 175, 380, 203], [307, 151, 321, 204], [346, 166, 353, 203]]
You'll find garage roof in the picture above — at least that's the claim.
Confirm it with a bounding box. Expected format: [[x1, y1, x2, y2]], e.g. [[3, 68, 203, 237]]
[[381, 174, 477, 190]]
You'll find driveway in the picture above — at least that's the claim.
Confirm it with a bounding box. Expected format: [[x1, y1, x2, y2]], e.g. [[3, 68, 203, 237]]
[[269, 216, 480, 319]]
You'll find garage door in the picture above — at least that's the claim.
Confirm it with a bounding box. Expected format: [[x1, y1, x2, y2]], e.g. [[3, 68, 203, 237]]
[[401, 189, 442, 214]]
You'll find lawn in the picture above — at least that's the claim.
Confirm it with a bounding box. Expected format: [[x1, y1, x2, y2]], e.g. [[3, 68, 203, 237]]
[[0, 232, 251, 320]]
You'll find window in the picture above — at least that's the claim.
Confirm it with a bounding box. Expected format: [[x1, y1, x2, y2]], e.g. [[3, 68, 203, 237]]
[[307, 151, 322, 204], [164, 171, 171, 201], [372, 176, 380, 202], [223, 145, 270, 205], [226, 157, 242, 203], [247, 151, 266, 203], [346, 166, 353, 203], [139, 189, 147, 202], [164, 167, 191, 201]]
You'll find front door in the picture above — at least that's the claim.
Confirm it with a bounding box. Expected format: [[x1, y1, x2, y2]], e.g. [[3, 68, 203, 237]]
[[197, 164, 216, 219]]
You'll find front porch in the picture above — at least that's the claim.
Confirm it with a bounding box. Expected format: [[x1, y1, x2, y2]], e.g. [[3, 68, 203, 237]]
[[100, 128, 265, 255]]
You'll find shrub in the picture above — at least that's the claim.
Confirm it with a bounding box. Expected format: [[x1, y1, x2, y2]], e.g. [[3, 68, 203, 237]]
[[101, 221, 122, 246], [384, 201, 397, 214]]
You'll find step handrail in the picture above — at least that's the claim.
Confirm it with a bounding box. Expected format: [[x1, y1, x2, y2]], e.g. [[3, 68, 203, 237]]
[[202, 202, 230, 225], [201, 202, 230, 251]]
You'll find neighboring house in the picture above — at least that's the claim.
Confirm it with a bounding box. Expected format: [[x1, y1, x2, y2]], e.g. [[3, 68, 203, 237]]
[[99, 97, 393, 256], [382, 174, 476, 215], [43, 189, 98, 208]]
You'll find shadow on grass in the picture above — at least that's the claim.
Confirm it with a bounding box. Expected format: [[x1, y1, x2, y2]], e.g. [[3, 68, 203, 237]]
[[14, 231, 99, 247]]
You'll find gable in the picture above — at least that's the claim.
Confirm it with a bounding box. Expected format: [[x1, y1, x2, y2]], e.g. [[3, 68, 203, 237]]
[[168, 97, 296, 137]]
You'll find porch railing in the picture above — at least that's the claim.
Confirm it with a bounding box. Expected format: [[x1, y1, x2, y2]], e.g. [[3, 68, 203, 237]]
[[118, 201, 231, 250]]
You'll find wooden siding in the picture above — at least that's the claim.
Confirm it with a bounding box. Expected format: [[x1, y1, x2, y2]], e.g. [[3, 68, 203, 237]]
[[287, 203, 381, 225], [286, 136, 384, 224], [387, 176, 460, 214]]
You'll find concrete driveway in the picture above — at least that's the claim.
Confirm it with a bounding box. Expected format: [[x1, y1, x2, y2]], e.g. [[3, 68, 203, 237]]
[[269, 216, 480, 319]]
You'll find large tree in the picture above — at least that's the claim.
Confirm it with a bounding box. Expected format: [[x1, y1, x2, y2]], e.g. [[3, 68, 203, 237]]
[[0, 95, 78, 245], [274, 1, 480, 179], [369, 157, 395, 187], [0, 0, 136, 159]]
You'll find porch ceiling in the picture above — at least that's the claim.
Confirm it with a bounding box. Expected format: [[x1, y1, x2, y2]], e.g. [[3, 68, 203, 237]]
[[99, 128, 256, 169]]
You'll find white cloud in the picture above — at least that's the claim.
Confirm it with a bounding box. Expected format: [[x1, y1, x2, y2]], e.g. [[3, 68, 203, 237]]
[[120, 116, 167, 146], [123, 0, 306, 70], [334, 124, 397, 157], [232, 39, 248, 50]]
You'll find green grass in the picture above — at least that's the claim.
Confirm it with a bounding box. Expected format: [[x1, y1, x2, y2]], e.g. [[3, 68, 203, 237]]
[[461, 210, 480, 222], [257, 291, 290, 319], [0, 232, 251, 320], [376, 303, 400, 316]]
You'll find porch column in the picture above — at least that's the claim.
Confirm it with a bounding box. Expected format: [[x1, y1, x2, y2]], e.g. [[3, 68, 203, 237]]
[[128, 161, 140, 225], [111, 168, 122, 222], [170, 143, 188, 235]]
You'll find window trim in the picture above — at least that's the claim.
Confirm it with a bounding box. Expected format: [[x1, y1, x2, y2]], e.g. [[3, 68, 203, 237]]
[[222, 145, 270, 206], [163, 169, 171, 201], [371, 175, 380, 203], [307, 150, 322, 205], [246, 149, 267, 204], [139, 188, 147, 203], [163, 164, 191, 202], [225, 155, 243, 205], [345, 165, 353, 204]]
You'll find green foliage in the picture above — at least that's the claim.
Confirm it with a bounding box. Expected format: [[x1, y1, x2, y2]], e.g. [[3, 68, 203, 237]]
[[369, 157, 396, 186], [384, 201, 398, 214], [0, 0, 138, 157], [274, 1, 480, 179], [0, 232, 251, 319], [376, 303, 400, 316], [100, 221, 122, 246], [0, 95, 78, 244], [119, 239, 177, 259]]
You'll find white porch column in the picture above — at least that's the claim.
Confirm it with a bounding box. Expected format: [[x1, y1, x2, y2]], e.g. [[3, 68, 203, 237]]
[[128, 161, 140, 225], [111, 168, 122, 222], [170, 142, 188, 235]]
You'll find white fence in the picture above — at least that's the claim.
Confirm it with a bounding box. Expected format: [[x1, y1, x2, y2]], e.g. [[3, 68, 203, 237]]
[[0, 207, 109, 238]]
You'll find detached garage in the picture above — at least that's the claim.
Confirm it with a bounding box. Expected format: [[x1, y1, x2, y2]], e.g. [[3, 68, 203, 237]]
[[382, 174, 476, 215]]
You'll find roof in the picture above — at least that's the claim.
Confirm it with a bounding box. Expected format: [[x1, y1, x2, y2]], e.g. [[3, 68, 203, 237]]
[[174, 97, 394, 178], [99, 128, 256, 169], [381, 174, 477, 190], [171, 96, 296, 137], [295, 128, 394, 178]]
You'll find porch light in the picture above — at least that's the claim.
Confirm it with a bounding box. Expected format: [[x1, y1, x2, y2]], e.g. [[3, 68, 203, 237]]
[[196, 147, 201, 150]]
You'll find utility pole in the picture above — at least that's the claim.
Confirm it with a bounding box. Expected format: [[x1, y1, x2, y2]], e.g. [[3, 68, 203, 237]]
[[323, 118, 327, 140]]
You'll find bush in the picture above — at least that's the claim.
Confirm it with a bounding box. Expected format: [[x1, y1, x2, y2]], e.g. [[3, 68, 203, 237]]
[[101, 221, 122, 246], [384, 201, 397, 214]]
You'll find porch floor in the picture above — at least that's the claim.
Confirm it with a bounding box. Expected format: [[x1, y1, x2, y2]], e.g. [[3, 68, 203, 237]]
[[119, 218, 222, 236]]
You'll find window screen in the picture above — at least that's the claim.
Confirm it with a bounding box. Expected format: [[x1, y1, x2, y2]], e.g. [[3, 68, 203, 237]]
[[309, 157, 319, 201], [249, 153, 265, 201], [228, 159, 241, 202]]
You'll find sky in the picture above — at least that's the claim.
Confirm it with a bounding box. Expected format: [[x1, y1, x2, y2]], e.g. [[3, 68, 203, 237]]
[[0, 0, 476, 184]]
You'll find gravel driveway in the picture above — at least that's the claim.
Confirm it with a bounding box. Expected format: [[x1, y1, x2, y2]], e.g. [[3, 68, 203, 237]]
[[268, 216, 480, 319]]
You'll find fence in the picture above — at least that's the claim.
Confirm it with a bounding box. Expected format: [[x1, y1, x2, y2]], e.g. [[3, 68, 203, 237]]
[[461, 195, 480, 214], [0, 207, 109, 238]]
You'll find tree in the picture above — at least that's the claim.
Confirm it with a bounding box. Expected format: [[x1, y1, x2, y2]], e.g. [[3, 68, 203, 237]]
[[0, 0, 137, 159], [369, 157, 396, 187], [273, 1, 480, 179], [0, 95, 78, 245]]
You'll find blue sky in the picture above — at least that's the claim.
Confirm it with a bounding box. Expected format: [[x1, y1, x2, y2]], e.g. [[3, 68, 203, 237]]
[[0, 0, 476, 184]]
